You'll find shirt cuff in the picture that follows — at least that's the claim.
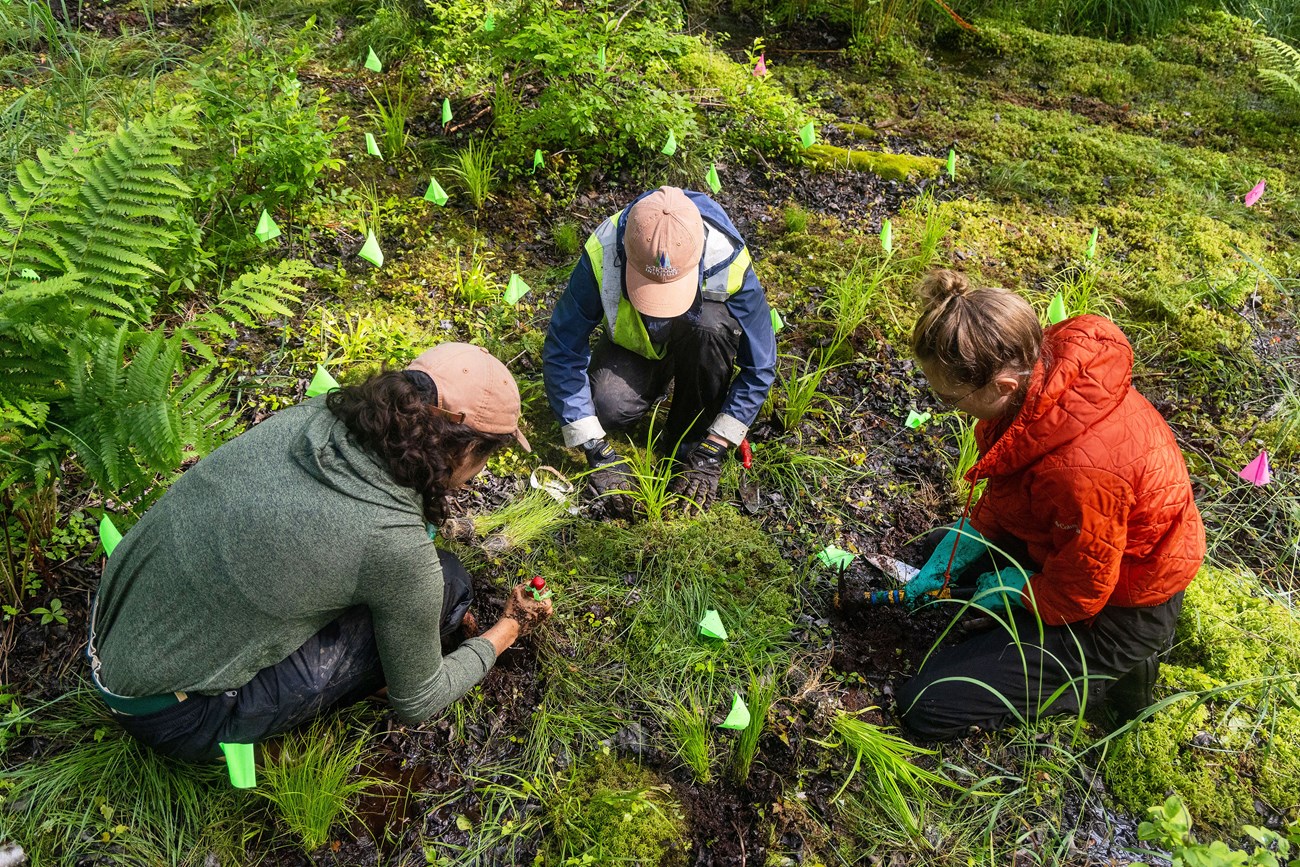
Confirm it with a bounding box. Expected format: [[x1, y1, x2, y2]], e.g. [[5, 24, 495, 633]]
[[562, 416, 607, 448], [707, 414, 748, 447]]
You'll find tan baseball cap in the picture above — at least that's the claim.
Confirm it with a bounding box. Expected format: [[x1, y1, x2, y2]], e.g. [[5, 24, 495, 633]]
[[623, 186, 704, 318], [406, 343, 531, 451]]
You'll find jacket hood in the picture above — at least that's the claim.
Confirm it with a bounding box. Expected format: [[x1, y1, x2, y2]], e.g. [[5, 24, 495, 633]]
[[289, 399, 423, 515], [970, 315, 1134, 480]]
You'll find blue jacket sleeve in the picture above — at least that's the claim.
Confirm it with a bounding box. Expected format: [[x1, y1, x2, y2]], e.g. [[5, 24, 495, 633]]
[[543, 252, 608, 447], [716, 264, 777, 439]]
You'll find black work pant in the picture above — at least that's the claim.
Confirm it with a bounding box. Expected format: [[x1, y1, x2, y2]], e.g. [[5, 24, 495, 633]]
[[897, 592, 1183, 740], [589, 300, 742, 453], [108, 550, 474, 762]]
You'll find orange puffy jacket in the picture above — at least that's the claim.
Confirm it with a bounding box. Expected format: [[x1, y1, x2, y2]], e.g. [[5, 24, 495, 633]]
[[965, 316, 1205, 626]]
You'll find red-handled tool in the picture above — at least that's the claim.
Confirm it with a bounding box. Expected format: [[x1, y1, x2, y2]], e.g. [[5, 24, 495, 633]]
[[738, 438, 759, 513], [529, 575, 553, 601]]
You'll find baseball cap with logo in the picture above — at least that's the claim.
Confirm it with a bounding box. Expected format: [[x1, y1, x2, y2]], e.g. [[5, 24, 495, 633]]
[[623, 186, 705, 318], [406, 343, 531, 451]]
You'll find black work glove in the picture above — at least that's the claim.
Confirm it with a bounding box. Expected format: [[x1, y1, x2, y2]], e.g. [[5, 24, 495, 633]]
[[670, 439, 727, 514], [581, 438, 634, 519]]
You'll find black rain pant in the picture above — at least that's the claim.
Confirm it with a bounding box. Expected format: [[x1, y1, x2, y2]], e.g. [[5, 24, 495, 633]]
[[589, 300, 742, 453]]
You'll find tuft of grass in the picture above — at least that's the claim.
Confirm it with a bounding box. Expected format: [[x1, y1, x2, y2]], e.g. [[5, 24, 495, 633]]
[[822, 254, 891, 351], [782, 203, 811, 233], [257, 716, 380, 853], [777, 351, 844, 433], [552, 222, 582, 256], [822, 710, 962, 838], [662, 697, 713, 783], [471, 488, 573, 554], [729, 671, 776, 784], [370, 83, 410, 158], [449, 138, 498, 210]]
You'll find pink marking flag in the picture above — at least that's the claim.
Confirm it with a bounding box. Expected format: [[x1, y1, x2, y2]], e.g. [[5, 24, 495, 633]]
[[1244, 180, 1266, 207], [753, 53, 767, 77], [1239, 450, 1271, 486]]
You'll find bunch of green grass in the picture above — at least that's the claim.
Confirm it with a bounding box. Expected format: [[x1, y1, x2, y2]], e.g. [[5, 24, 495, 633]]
[[450, 138, 498, 210], [729, 672, 776, 784], [471, 488, 572, 553], [610, 409, 683, 522], [370, 82, 410, 158], [823, 710, 962, 837], [747, 440, 863, 501], [778, 351, 844, 433], [0, 688, 254, 865], [940, 411, 983, 500], [257, 716, 380, 853], [451, 245, 500, 309], [822, 255, 890, 351], [1046, 264, 1119, 320], [661, 698, 713, 783], [551, 222, 582, 256]]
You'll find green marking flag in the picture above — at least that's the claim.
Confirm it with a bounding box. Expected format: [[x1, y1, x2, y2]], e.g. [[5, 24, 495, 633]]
[[99, 515, 122, 557], [255, 209, 281, 243], [947, 148, 957, 180], [365, 132, 382, 159], [359, 231, 384, 267], [306, 364, 340, 398], [880, 218, 893, 253], [532, 148, 544, 173], [799, 121, 816, 149], [19, 268, 38, 280], [698, 608, 728, 641], [770, 309, 784, 333], [424, 177, 449, 206], [662, 129, 677, 157], [905, 409, 931, 429], [817, 545, 854, 570], [597, 45, 606, 69], [1086, 228, 1099, 260], [706, 163, 721, 195], [442, 98, 453, 126], [1047, 293, 1067, 325], [219, 742, 257, 789], [483, 14, 495, 30], [365, 47, 382, 73], [719, 692, 751, 730], [504, 273, 531, 305]]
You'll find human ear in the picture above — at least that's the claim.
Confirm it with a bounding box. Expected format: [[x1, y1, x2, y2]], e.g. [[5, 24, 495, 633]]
[[991, 373, 1022, 397]]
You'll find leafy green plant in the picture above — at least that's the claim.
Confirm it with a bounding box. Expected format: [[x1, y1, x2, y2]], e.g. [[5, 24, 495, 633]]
[[551, 222, 582, 256], [258, 717, 380, 853], [822, 254, 894, 352], [30, 597, 65, 625], [450, 245, 500, 310], [449, 138, 498, 211], [1139, 794, 1300, 866], [777, 351, 844, 433], [1256, 36, 1300, 107], [1046, 263, 1119, 319]]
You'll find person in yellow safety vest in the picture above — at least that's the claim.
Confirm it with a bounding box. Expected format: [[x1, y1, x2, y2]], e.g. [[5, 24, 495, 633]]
[[542, 186, 777, 516]]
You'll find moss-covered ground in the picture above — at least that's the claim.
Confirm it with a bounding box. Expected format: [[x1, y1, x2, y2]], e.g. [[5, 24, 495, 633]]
[[0, 0, 1298, 863]]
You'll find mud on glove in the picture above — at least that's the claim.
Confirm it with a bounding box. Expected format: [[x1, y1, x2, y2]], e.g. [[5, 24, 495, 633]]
[[975, 567, 1028, 609], [581, 438, 634, 519], [670, 439, 728, 514], [903, 521, 992, 608]]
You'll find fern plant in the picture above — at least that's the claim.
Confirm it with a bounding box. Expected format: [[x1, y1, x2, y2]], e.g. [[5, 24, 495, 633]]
[[1256, 36, 1300, 107], [0, 106, 307, 503]]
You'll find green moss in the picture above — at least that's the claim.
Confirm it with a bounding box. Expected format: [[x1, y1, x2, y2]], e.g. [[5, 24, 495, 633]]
[[541, 751, 688, 866], [803, 143, 941, 180], [1105, 567, 1300, 829]]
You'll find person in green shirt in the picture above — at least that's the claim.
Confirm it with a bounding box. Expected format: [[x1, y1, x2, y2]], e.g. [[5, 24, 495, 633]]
[[88, 343, 552, 762]]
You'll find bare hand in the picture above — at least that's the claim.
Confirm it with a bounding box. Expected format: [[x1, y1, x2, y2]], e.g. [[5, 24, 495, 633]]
[[502, 583, 553, 636]]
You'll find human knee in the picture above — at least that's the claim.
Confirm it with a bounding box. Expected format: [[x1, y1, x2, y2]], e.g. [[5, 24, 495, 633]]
[[591, 381, 649, 429]]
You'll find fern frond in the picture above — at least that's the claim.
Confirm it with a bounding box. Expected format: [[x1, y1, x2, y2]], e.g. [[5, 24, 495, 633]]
[[1255, 36, 1300, 106], [181, 259, 311, 341]]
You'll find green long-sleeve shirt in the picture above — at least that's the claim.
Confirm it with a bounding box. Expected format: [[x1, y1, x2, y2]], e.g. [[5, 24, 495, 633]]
[[93, 398, 496, 724]]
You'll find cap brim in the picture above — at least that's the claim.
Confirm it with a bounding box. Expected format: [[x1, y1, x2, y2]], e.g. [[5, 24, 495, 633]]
[[513, 428, 532, 453], [625, 266, 699, 319]]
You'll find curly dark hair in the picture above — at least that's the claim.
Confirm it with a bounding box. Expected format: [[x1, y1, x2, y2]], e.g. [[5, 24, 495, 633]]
[[327, 370, 514, 524]]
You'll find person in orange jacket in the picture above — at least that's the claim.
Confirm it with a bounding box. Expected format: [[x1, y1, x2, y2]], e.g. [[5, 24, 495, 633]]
[[896, 269, 1205, 739]]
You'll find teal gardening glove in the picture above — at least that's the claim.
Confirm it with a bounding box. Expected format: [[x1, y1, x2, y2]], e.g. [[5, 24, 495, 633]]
[[903, 522, 992, 608], [975, 567, 1028, 609]]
